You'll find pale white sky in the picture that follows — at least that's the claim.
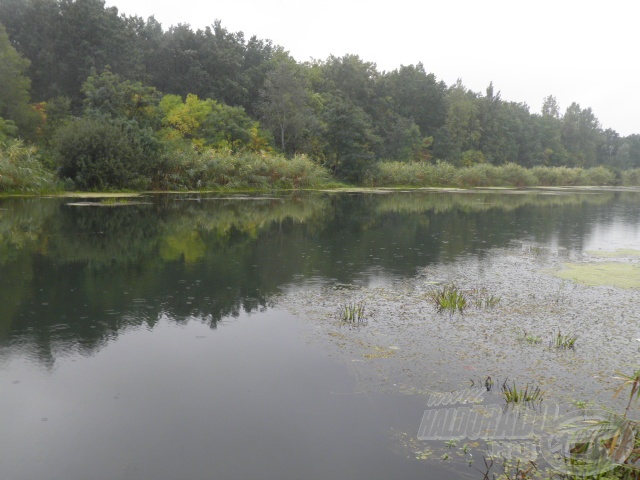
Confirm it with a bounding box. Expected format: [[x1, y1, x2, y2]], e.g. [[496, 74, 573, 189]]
[[107, 0, 640, 136]]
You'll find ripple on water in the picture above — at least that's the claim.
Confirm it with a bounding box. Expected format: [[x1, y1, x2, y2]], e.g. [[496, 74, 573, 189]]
[[277, 244, 640, 411]]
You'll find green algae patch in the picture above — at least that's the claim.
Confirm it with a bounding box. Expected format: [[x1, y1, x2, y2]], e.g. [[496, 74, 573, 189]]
[[587, 248, 640, 258], [60, 192, 142, 198], [65, 201, 151, 207], [554, 262, 640, 288]]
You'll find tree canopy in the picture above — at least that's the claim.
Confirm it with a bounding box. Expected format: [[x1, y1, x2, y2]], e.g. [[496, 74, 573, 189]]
[[1, 0, 639, 185]]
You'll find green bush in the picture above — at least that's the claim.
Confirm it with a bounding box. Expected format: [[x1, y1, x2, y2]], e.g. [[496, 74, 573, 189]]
[[0, 140, 61, 193], [151, 149, 330, 190], [369, 162, 618, 188], [53, 117, 161, 190], [578, 166, 616, 185], [621, 169, 640, 186], [499, 163, 537, 187], [531, 166, 579, 186], [456, 163, 500, 187]]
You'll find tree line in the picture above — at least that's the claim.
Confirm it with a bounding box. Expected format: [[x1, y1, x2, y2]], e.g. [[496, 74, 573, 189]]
[[1, 0, 639, 188]]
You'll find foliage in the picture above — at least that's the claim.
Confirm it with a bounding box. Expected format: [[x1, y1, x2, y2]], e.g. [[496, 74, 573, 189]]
[[0, 139, 61, 193], [0, 21, 39, 137], [339, 302, 367, 324], [428, 283, 467, 314], [159, 93, 270, 152], [550, 329, 578, 348], [621, 169, 640, 186], [151, 149, 330, 191], [382, 63, 447, 137], [1, 1, 639, 188], [368, 162, 617, 187], [501, 380, 544, 405], [81, 67, 162, 128], [471, 289, 500, 309], [257, 61, 315, 153], [53, 117, 160, 190], [321, 94, 381, 182]]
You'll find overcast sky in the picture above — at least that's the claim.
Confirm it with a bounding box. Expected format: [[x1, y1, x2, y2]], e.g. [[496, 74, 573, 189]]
[[106, 0, 639, 136]]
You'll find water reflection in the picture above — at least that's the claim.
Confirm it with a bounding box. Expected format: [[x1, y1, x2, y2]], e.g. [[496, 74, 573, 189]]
[[0, 190, 638, 364]]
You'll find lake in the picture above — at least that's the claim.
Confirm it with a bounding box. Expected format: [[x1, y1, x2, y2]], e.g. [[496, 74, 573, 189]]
[[2, 189, 640, 479]]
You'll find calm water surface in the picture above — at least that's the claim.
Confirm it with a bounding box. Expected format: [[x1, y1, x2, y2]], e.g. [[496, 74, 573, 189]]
[[1, 190, 639, 480]]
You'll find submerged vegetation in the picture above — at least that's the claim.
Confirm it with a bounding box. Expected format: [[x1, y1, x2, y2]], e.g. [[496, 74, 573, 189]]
[[428, 283, 500, 314], [551, 329, 578, 349], [501, 380, 544, 405], [428, 283, 468, 314], [339, 302, 367, 324], [554, 262, 640, 289], [3, 190, 640, 478]]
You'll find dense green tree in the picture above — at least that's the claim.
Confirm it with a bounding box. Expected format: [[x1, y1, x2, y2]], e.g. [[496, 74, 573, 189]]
[[257, 61, 314, 153], [561, 102, 603, 167], [36, 95, 71, 148], [541, 95, 561, 119], [382, 63, 448, 137], [0, 21, 39, 137], [614, 135, 640, 169], [81, 67, 162, 128], [536, 96, 567, 165], [150, 21, 251, 107], [378, 114, 425, 161], [442, 80, 481, 163], [321, 94, 380, 181], [53, 116, 160, 189], [1, 0, 637, 182], [477, 83, 504, 164], [159, 93, 268, 152], [319, 55, 379, 110], [241, 36, 280, 116], [0, 0, 140, 107]]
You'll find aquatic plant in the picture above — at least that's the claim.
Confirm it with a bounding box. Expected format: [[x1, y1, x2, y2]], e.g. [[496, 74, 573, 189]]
[[523, 332, 542, 345], [340, 302, 366, 324], [501, 380, 543, 405], [470, 288, 501, 309], [571, 399, 591, 412], [551, 329, 578, 349], [523, 245, 547, 256], [533, 368, 640, 478], [613, 367, 640, 419], [428, 283, 467, 314], [501, 459, 539, 480]]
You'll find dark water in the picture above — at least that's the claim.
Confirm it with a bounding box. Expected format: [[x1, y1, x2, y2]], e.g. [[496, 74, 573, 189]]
[[1, 189, 639, 480]]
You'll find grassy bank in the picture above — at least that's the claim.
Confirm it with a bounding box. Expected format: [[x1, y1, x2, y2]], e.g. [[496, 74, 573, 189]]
[[0, 141, 62, 194], [367, 161, 622, 188], [150, 150, 331, 190], [6, 139, 640, 194]]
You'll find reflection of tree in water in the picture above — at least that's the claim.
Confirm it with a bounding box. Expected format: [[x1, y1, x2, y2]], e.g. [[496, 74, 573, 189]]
[[0, 190, 638, 364]]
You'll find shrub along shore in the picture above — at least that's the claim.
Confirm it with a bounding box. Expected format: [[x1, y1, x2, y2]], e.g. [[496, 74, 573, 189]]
[[3, 140, 640, 195]]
